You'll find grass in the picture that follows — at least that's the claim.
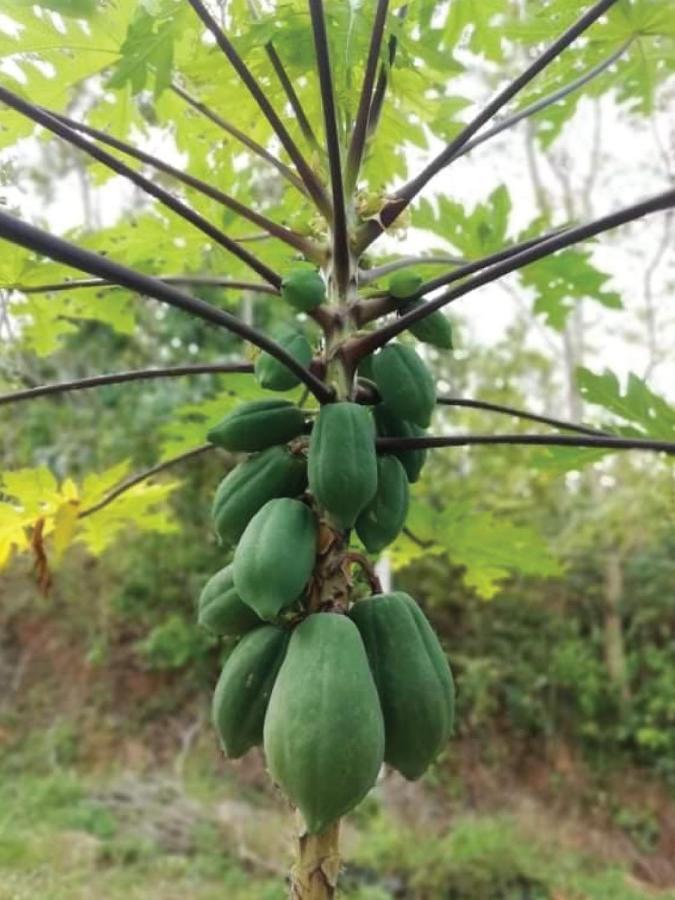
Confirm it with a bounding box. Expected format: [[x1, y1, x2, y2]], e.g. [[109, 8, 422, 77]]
[[352, 812, 675, 900], [0, 767, 275, 900], [0, 762, 673, 900]]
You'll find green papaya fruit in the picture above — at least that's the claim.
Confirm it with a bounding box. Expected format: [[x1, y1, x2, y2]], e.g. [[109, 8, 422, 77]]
[[372, 343, 436, 428], [212, 625, 289, 759], [388, 270, 422, 300], [233, 498, 317, 620], [281, 268, 326, 311], [350, 592, 455, 780], [207, 400, 306, 452], [255, 328, 313, 392], [404, 301, 454, 349], [197, 565, 263, 636], [373, 405, 427, 484], [264, 613, 385, 834], [357, 353, 375, 382], [308, 402, 378, 530], [212, 446, 307, 548], [355, 456, 409, 554]]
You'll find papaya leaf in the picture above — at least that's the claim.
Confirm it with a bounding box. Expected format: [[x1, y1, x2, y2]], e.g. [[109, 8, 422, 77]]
[[80, 461, 132, 502], [441, 0, 510, 62], [106, 1, 185, 99], [576, 368, 675, 438], [5, 0, 98, 18], [528, 446, 610, 476], [0, 466, 75, 571], [0, 0, 136, 143], [2, 466, 59, 514], [391, 498, 562, 600], [77, 480, 180, 555], [10, 289, 136, 357], [528, 371, 674, 476], [521, 249, 622, 331], [52, 498, 80, 562], [0, 502, 30, 568], [412, 186, 512, 257], [0, 461, 180, 571]]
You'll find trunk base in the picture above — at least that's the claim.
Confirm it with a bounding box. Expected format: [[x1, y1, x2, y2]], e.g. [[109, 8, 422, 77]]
[[290, 816, 341, 899]]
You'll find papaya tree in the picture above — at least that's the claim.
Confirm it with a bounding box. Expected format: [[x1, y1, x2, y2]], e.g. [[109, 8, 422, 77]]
[[1, 0, 674, 897]]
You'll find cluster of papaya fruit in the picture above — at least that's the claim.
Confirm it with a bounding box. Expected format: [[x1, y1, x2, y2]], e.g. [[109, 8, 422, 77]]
[[195, 266, 454, 834], [200, 587, 454, 834]]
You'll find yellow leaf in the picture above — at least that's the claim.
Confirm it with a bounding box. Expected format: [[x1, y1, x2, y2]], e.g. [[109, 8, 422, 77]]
[[2, 466, 60, 514], [0, 459, 180, 567], [77, 478, 180, 555], [52, 500, 81, 563], [80, 460, 131, 504], [61, 478, 80, 502], [0, 502, 29, 568]]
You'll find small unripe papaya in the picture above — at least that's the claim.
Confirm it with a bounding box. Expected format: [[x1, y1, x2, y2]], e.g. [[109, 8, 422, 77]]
[[350, 592, 455, 780], [308, 402, 378, 530], [233, 498, 317, 620], [207, 400, 306, 452], [404, 301, 454, 349], [357, 353, 375, 382], [255, 328, 313, 392], [212, 625, 289, 758], [281, 268, 326, 311], [388, 270, 422, 300], [372, 343, 436, 428], [198, 564, 262, 636], [355, 456, 409, 554], [212, 446, 307, 548], [373, 405, 427, 484]]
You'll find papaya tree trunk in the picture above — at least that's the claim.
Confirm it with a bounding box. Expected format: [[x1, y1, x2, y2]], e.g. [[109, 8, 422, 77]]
[[291, 817, 341, 899], [285, 241, 357, 900]]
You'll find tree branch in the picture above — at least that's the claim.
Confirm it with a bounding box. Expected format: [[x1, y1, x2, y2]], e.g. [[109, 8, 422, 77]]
[[345, 0, 390, 194], [350, 188, 675, 354], [376, 434, 675, 455], [7, 276, 279, 296], [48, 108, 320, 258], [359, 254, 466, 285], [354, 229, 566, 325], [186, 0, 331, 217], [0, 211, 333, 403], [0, 363, 254, 408], [171, 82, 308, 196], [355, 0, 620, 253], [436, 397, 609, 437], [308, 0, 351, 297], [0, 84, 280, 288], [78, 444, 217, 520], [402, 526, 432, 549], [419, 229, 568, 296], [265, 42, 321, 152], [366, 4, 407, 139], [233, 233, 274, 244], [455, 39, 633, 161]]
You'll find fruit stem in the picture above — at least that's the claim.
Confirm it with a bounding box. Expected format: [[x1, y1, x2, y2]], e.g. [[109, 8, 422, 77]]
[[291, 816, 341, 899], [343, 551, 382, 594]]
